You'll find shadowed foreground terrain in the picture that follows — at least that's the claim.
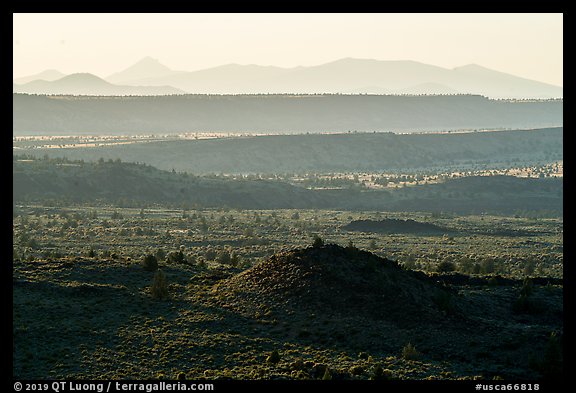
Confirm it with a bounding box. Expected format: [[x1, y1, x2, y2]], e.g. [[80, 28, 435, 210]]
[[13, 244, 562, 380]]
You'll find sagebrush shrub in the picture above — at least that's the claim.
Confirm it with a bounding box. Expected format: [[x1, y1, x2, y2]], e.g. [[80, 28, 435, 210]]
[[266, 350, 280, 364], [402, 342, 421, 361], [312, 234, 324, 248], [142, 254, 158, 271], [436, 260, 456, 273], [151, 269, 169, 300]]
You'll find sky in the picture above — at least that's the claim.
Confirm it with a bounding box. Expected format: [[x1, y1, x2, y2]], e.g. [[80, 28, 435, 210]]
[[13, 13, 563, 86]]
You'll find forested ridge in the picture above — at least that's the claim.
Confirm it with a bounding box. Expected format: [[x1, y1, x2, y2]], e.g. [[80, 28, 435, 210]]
[[13, 93, 562, 135]]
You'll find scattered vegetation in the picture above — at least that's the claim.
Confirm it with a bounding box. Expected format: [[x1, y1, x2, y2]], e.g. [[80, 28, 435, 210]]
[[13, 211, 563, 380], [13, 154, 562, 216]]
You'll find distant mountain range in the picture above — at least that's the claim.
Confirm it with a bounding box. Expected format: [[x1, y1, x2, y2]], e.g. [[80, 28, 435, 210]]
[[12, 72, 183, 96], [13, 69, 66, 85], [13, 57, 563, 98]]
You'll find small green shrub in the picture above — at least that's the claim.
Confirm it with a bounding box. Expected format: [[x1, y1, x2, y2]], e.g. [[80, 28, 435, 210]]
[[520, 278, 534, 297], [155, 248, 166, 261], [436, 260, 456, 273], [370, 364, 392, 380], [349, 365, 364, 376], [204, 248, 217, 261], [480, 258, 496, 274], [266, 349, 280, 364], [142, 254, 159, 272], [230, 252, 239, 267], [166, 250, 185, 264], [196, 258, 208, 269], [368, 239, 378, 250], [402, 342, 421, 361], [312, 234, 324, 248], [151, 269, 169, 300], [513, 278, 541, 314], [541, 332, 563, 379], [216, 250, 231, 265], [530, 331, 563, 379]]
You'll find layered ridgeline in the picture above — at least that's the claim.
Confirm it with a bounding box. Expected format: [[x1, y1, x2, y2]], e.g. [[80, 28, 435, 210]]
[[13, 94, 562, 135], [13, 157, 562, 215], [14, 57, 564, 98], [12, 73, 183, 96], [18, 128, 562, 174]]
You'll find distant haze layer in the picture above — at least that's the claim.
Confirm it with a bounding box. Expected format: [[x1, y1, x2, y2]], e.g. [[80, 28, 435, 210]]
[[13, 94, 562, 136], [13, 13, 562, 87], [12, 57, 562, 99], [17, 128, 562, 175]]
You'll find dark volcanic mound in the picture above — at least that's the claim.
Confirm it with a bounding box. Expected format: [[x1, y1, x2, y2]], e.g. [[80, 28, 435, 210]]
[[342, 218, 449, 234], [216, 244, 457, 325]]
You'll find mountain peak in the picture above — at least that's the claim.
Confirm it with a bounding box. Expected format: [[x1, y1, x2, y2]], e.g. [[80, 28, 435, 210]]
[[106, 57, 174, 84], [133, 56, 169, 68], [13, 69, 66, 84], [330, 58, 426, 65], [453, 64, 490, 72], [58, 73, 109, 84], [329, 57, 380, 64], [13, 71, 183, 96], [122, 57, 172, 73]]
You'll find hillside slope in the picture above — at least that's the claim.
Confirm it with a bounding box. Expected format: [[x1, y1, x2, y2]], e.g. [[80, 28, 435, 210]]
[[13, 94, 562, 135], [13, 157, 562, 215], [20, 128, 563, 174], [12, 159, 324, 209], [216, 244, 456, 324]]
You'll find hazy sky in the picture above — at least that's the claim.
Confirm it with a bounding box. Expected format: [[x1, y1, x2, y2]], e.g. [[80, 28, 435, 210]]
[[13, 13, 563, 86]]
